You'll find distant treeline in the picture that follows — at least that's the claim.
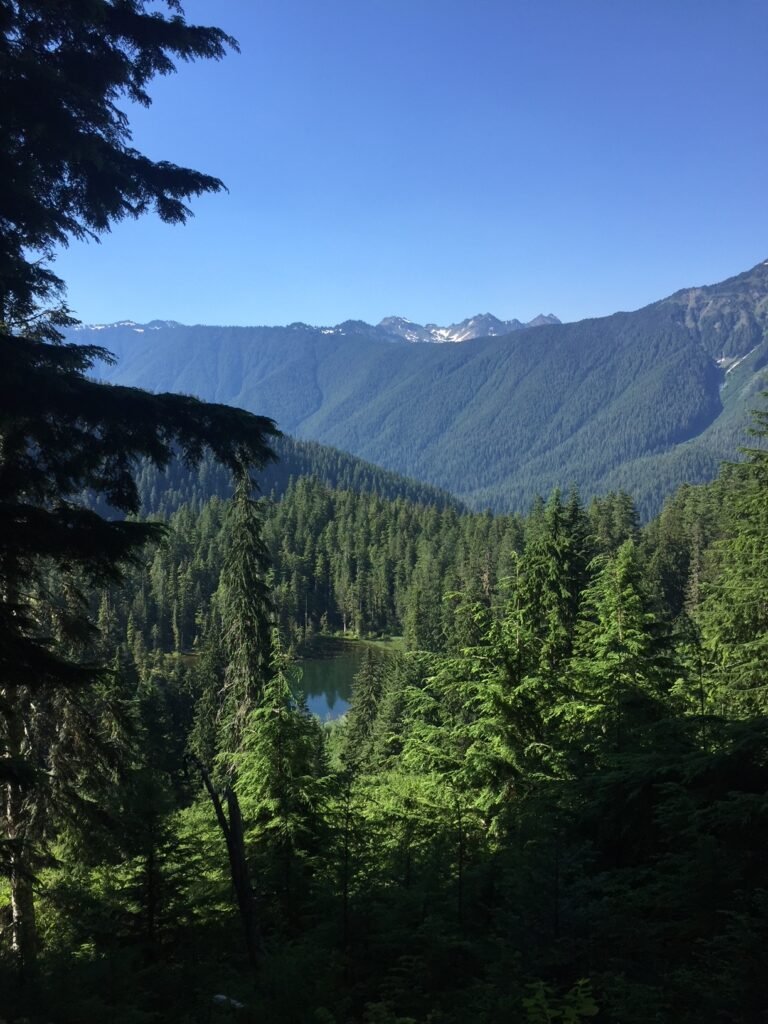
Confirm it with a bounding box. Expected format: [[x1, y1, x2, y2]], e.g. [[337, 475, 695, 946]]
[[129, 433, 461, 518]]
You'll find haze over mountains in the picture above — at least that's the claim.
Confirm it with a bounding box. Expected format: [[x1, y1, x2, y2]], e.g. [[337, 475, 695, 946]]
[[74, 261, 768, 517]]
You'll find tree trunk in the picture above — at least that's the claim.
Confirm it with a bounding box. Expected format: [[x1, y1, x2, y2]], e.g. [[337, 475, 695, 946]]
[[341, 778, 351, 947], [225, 785, 261, 970], [455, 798, 464, 931], [193, 757, 260, 971]]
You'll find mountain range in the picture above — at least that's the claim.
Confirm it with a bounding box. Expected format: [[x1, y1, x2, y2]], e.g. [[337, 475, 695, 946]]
[[72, 261, 768, 517], [377, 312, 560, 343]]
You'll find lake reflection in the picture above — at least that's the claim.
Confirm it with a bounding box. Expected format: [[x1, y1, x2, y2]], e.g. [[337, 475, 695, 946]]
[[299, 641, 387, 721]]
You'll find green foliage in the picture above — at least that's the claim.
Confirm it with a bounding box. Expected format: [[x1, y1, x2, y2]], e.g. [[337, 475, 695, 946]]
[[125, 434, 462, 520], [0, 0, 275, 988], [234, 636, 327, 917], [217, 481, 274, 750], [13, 53, 762, 1015], [5, 343, 768, 1022], [523, 980, 598, 1024], [565, 540, 678, 762], [697, 398, 768, 715], [343, 647, 385, 768]]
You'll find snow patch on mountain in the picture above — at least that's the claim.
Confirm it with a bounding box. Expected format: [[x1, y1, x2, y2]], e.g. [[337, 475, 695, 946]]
[[71, 313, 561, 346], [377, 312, 561, 344]]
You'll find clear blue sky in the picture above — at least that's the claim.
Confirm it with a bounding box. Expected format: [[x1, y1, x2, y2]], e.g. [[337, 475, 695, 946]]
[[55, 0, 768, 327]]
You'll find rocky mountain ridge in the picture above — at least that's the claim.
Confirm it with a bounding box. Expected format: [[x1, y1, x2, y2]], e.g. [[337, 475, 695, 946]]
[[77, 313, 561, 344], [376, 312, 561, 343], [70, 260, 768, 518]]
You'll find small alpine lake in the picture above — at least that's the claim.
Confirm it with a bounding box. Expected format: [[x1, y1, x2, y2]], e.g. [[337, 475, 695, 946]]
[[296, 637, 400, 721]]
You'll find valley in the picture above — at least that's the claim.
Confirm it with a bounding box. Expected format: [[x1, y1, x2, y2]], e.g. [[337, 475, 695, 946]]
[[4, 4, 768, 1022], [74, 260, 768, 517]]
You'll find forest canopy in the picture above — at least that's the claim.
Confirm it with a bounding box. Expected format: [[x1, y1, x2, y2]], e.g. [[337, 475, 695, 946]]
[[2, 4, 768, 1024]]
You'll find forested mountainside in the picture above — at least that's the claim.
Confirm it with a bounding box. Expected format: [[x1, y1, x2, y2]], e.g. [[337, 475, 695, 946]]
[[72, 261, 768, 517], [7, 400, 768, 1023], [7, 4, 768, 1023], [130, 434, 461, 519]]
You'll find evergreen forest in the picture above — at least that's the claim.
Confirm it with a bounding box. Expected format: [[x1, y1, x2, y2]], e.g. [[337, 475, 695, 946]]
[[3, 410, 768, 1022], [2, 4, 768, 1024]]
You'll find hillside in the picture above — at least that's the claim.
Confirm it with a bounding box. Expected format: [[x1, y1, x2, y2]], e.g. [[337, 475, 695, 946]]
[[130, 434, 462, 519], [73, 261, 768, 516]]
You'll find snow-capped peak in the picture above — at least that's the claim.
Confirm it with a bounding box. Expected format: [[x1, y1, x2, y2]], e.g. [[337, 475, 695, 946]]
[[376, 312, 561, 344]]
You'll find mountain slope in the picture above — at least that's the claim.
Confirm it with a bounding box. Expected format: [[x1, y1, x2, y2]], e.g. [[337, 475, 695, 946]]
[[73, 261, 768, 516], [131, 434, 462, 519]]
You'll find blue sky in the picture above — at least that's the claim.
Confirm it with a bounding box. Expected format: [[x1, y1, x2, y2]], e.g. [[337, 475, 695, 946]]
[[55, 0, 768, 327]]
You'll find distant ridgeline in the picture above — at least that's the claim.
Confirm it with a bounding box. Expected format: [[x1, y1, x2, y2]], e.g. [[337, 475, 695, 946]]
[[74, 260, 768, 517], [130, 434, 462, 519]]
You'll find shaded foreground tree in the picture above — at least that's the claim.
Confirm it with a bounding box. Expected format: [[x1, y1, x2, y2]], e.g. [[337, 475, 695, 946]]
[[0, 0, 238, 317], [0, 1, 278, 976]]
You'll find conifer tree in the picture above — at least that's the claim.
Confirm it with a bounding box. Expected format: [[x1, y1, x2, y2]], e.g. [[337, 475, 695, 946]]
[[403, 545, 445, 651], [188, 482, 275, 971], [342, 647, 384, 769], [521, 489, 591, 679], [698, 394, 768, 716], [218, 481, 274, 752], [566, 540, 676, 763], [234, 635, 326, 923], [0, 2, 277, 974]]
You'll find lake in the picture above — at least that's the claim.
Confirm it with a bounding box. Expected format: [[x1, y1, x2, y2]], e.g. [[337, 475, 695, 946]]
[[297, 639, 395, 720]]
